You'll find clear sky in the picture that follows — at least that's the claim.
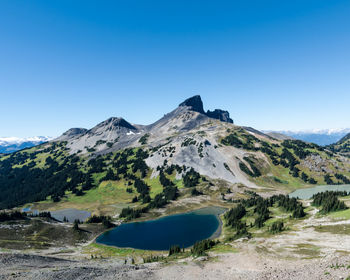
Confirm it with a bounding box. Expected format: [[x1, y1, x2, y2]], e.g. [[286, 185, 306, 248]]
[[1, 0, 350, 137]]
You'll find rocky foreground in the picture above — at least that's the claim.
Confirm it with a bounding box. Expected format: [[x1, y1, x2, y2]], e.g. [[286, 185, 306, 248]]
[[1, 251, 350, 280]]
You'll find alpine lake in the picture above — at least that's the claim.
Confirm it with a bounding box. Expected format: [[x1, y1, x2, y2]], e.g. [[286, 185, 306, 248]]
[[96, 207, 226, 251], [289, 184, 350, 200]]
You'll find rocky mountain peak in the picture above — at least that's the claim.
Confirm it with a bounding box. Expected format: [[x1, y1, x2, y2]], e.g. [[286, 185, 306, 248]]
[[178, 95, 205, 114], [91, 117, 137, 132], [179, 95, 233, 123], [103, 117, 137, 130]]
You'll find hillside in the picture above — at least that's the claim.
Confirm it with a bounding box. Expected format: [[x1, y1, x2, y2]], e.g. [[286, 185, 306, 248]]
[[327, 132, 350, 156], [1, 96, 350, 216]]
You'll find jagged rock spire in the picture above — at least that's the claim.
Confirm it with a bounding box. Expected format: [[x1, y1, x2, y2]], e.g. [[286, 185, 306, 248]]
[[207, 109, 233, 123], [179, 95, 205, 114], [179, 95, 233, 124]]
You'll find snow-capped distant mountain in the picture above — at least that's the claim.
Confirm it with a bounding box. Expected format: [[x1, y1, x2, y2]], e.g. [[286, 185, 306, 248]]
[[0, 136, 53, 154], [264, 129, 350, 146]]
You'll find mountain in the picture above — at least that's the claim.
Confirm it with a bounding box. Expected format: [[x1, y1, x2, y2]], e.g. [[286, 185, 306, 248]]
[[57, 95, 233, 156], [327, 132, 350, 156], [0, 95, 349, 212], [0, 136, 52, 154], [265, 129, 350, 146]]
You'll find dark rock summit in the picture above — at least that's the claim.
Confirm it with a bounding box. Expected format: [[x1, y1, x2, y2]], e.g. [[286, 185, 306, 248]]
[[179, 95, 205, 114], [179, 95, 233, 123], [206, 109, 233, 123]]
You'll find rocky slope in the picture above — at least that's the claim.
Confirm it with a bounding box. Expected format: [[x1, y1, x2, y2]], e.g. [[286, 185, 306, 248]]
[[55, 95, 349, 188]]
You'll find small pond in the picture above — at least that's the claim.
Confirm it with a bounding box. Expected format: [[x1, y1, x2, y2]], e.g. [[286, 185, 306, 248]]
[[96, 206, 226, 251], [21, 207, 38, 215], [50, 208, 91, 223], [22, 207, 91, 223], [289, 184, 350, 200]]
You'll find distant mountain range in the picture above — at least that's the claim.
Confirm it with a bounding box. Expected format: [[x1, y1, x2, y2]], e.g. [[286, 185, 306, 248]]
[[0, 136, 52, 154], [265, 129, 350, 146]]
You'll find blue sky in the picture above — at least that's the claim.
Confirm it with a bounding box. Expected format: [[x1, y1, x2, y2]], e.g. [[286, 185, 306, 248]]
[[1, 0, 350, 137]]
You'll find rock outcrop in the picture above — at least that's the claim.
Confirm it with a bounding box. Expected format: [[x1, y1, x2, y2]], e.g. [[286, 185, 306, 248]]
[[179, 95, 233, 123], [206, 109, 233, 123], [178, 95, 205, 114]]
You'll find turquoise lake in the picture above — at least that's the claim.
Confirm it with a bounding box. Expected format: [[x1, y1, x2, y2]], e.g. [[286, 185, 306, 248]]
[[96, 207, 225, 251], [289, 184, 350, 200]]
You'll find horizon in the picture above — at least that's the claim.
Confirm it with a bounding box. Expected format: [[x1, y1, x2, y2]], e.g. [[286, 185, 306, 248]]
[[1, 1, 350, 137], [2, 94, 350, 138]]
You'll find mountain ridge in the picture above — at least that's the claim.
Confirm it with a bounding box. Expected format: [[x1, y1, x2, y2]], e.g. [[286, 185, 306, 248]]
[[0, 95, 349, 213], [55, 95, 234, 155]]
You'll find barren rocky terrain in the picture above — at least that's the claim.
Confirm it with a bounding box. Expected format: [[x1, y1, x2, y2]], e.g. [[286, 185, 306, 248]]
[[1, 250, 350, 280]]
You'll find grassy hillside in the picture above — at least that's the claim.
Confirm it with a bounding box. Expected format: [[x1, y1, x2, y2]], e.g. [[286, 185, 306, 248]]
[[220, 127, 350, 190], [0, 142, 190, 216]]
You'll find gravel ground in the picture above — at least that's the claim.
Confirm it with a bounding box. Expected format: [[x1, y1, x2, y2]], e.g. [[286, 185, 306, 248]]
[[0, 253, 154, 280], [1, 252, 350, 280]]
